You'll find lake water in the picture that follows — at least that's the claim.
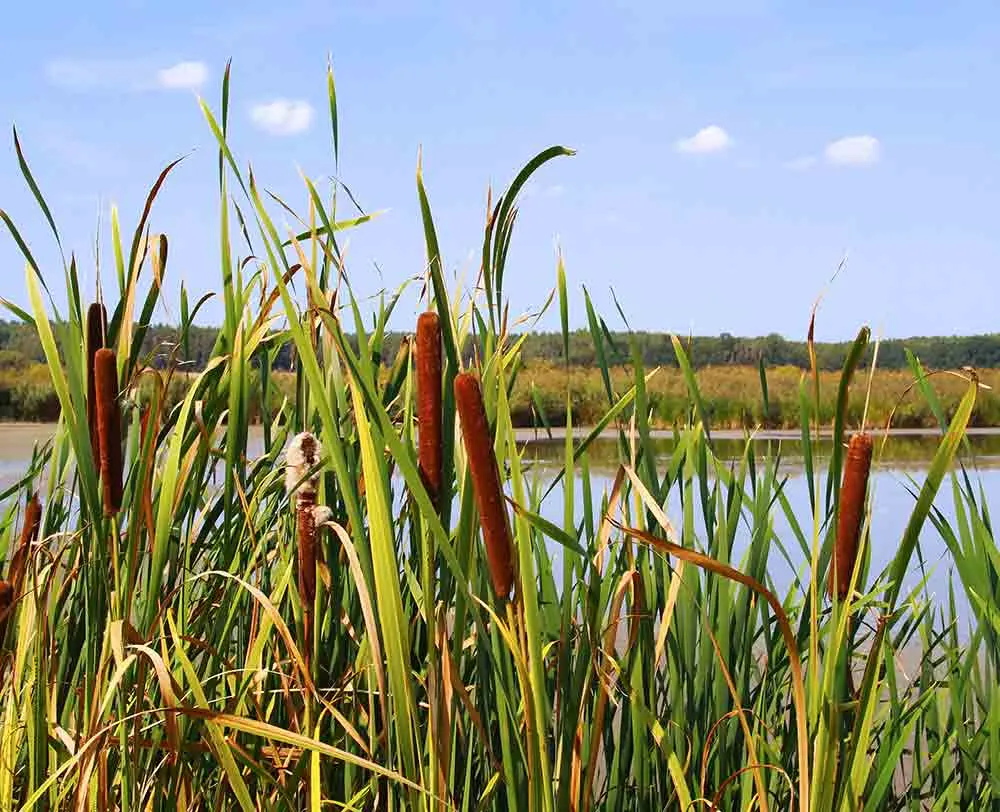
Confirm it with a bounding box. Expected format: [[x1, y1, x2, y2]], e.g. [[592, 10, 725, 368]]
[[2, 423, 997, 621]]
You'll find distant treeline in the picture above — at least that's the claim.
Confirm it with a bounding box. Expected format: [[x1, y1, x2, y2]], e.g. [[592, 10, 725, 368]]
[[1, 320, 999, 372]]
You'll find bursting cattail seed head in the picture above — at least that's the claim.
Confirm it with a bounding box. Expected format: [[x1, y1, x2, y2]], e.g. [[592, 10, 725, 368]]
[[416, 311, 443, 508], [94, 348, 123, 515], [454, 372, 514, 600], [287, 432, 322, 649], [286, 432, 321, 498], [86, 303, 107, 467], [830, 432, 874, 600]]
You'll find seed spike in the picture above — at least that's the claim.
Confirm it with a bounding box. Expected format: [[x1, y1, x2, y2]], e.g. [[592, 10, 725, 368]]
[[94, 348, 123, 515], [830, 432, 874, 600], [287, 432, 321, 656], [416, 311, 443, 509], [86, 302, 108, 467], [454, 372, 514, 600], [10, 493, 41, 593]]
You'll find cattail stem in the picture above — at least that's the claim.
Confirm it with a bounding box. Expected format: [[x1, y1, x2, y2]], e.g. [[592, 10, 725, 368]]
[[94, 349, 124, 515], [417, 312, 443, 509], [86, 303, 107, 469], [454, 372, 514, 600], [830, 432, 873, 600]]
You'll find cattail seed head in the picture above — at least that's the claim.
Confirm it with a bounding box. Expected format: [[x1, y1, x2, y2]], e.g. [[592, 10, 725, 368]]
[[10, 493, 41, 592], [86, 303, 107, 467], [18, 493, 41, 549], [0, 578, 13, 647], [94, 348, 123, 515], [286, 432, 321, 498], [830, 432, 874, 600], [454, 372, 514, 600], [287, 432, 322, 649], [416, 312, 443, 508], [0, 580, 12, 620]]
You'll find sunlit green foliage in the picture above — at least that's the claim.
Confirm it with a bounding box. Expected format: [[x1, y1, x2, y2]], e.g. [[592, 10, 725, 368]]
[[0, 65, 997, 811]]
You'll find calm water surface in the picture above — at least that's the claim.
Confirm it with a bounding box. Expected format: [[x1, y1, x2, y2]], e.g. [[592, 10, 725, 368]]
[[2, 423, 997, 618]]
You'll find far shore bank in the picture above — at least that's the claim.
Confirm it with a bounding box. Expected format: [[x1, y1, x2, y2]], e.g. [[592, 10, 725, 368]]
[[5, 420, 1000, 445], [513, 426, 1000, 442]]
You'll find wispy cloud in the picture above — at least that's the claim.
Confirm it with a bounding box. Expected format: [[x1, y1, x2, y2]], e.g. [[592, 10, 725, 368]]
[[250, 99, 315, 135], [675, 125, 732, 155], [46, 58, 208, 92], [824, 135, 880, 166], [156, 61, 208, 90]]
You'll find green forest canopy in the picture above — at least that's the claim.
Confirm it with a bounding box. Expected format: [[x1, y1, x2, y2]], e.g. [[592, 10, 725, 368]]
[[1, 319, 998, 372]]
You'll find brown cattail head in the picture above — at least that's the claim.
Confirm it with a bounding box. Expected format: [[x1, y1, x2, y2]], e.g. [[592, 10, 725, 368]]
[[10, 493, 41, 592], [454, 372, 514, 599], [0, 579, 14, 640], [416, 311, 443, 508], [829, 432, 874, 600], [94, 348, 123, 515], [86, 303, 108, 468], [287, 432, 321, 648]]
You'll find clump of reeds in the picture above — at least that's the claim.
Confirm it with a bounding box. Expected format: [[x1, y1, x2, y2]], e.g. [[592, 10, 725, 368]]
[[94, 348, 123, 515], [286, 432, 322, 648], [416, 311, 443, 509], [829, 431, 874, 600], [86, 302, 107, 467], [454, 372, 514, 599]]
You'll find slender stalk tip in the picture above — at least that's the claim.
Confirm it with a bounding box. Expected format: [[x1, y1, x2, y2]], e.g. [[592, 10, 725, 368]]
[[454, 372, 514, 599], [94, 348, 123, 515], [830, 431, 874, 600]]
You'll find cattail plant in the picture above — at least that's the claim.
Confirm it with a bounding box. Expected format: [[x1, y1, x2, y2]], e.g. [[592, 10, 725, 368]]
[[286, 432, 322, 651], [94, 348, 123, 515], [454, 372, 514, 599], [86, 302, 107, 468], [10, 493, 41, 593], [416, 312, 443, 509], [829, 431, 874, 600]]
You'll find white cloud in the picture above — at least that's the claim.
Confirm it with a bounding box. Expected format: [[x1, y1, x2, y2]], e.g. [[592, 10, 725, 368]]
[[156, 61, 207, 90], [250, 99, 315, 135], [675, 125, 732, 154], [824, 135, 880, 166], [46, 58, 208, 92], [785, 156, 818, 171]]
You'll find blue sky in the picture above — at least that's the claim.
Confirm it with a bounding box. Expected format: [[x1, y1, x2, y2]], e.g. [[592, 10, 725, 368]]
[[1, 0, 998, 340]]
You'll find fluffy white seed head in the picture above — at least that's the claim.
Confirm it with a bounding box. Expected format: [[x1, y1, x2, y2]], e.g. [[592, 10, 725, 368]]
[[285, 432, 322, 496], [312, 505, 333, 525]]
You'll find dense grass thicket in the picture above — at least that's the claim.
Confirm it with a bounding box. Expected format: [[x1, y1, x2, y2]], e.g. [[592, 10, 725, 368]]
[[1, 66, 999, 810]]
